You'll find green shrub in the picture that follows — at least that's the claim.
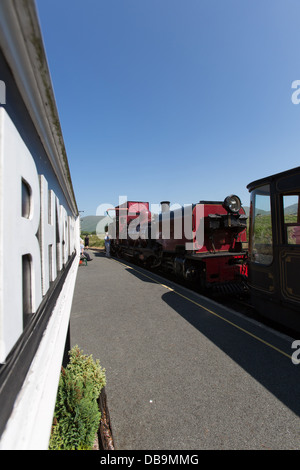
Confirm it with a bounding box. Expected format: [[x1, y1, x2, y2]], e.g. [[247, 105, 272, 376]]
[[49, 345, 106, 450]]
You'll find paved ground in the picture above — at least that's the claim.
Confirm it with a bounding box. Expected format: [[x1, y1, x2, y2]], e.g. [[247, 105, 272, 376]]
[[70, 250, 300, 450]]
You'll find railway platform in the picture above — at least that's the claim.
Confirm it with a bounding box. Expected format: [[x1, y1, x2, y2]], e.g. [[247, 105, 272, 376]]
[[70, 250, 300, 450]]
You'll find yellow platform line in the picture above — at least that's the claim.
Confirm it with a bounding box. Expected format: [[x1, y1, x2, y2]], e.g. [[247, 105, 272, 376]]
[[113, 258, 294, 362]]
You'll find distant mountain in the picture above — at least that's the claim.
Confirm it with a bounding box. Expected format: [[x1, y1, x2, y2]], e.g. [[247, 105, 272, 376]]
[[80, 215, 106, 233], [284, 203, 298, 215], [243, 207, 270, 216], [242, 206, 266, 217], [243, 203, 298, 217]]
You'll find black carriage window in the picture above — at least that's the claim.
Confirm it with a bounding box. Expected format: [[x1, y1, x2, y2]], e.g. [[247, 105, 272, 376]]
[[283, 194, 300, 245], [250, 184, 273, 265]]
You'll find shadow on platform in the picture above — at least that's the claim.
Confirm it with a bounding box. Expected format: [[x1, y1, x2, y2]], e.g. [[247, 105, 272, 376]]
[[109, 256, 300, 418]]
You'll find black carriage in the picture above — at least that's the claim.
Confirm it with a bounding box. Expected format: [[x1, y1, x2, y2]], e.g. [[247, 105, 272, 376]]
[[247, 166, 300, 333]]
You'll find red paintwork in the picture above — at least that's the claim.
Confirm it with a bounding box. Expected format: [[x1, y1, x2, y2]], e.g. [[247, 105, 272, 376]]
[[193, 202, 247, 253], [114, 201, 151, 243], [112, 199, 248, 286]]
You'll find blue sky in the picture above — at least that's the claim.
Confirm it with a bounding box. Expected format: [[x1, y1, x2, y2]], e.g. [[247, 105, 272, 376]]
[[36, 0, 300, 216]]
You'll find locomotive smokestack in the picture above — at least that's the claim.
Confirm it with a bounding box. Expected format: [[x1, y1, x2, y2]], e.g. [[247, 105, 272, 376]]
[[161, 201, 170, 213]]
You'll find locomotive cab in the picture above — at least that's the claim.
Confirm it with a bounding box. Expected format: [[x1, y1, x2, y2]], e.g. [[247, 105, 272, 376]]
[[247, 166, 300, 333]]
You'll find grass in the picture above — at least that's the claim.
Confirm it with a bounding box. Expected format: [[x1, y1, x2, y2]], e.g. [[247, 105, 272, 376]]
[[81, 233, 105, 248], [253, 215, 272, 245]]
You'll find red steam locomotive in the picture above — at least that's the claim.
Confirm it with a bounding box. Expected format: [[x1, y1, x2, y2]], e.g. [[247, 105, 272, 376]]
[[109, 195, 248, 294]]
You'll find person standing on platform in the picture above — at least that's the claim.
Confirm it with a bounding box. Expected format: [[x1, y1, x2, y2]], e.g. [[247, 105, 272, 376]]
[[84, 234, 89, 250], [104, 232, 111, 258]]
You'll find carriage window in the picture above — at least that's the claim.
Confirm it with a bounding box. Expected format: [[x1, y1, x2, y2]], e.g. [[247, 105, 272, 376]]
[[250, 184, 273, 265], [283, 194, 300, 245]]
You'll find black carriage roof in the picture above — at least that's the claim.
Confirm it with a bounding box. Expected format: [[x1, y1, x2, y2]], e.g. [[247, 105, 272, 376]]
[[247, 166, 300, 192]]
